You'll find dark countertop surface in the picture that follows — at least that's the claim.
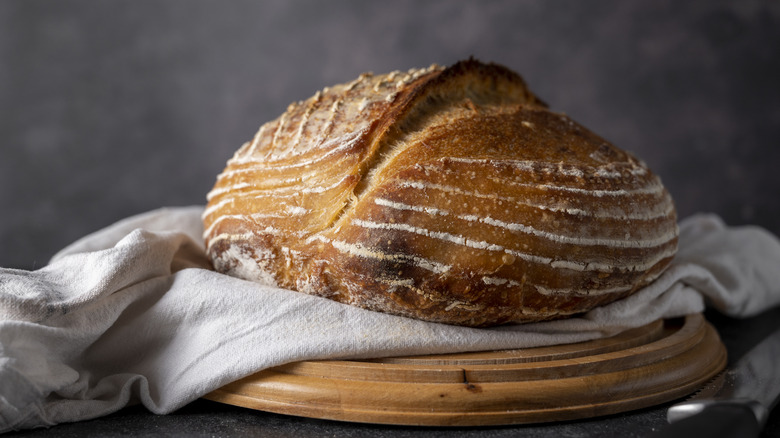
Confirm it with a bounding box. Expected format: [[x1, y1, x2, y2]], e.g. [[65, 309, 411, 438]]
[[2, 2, 779, 437], [6, 307, 780, 438]]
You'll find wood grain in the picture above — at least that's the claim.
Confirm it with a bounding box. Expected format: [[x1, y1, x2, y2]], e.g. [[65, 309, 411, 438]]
[[204, 314, 726, 426]]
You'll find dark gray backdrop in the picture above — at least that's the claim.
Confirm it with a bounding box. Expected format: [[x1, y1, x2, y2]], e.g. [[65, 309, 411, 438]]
[[2, 0, 779, 270]]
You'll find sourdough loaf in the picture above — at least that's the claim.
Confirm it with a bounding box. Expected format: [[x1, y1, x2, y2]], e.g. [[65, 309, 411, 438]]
[[203, 59, 678, 327]]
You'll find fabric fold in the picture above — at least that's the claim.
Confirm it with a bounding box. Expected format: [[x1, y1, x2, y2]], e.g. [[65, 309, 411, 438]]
[[1, 206, 779, 433]]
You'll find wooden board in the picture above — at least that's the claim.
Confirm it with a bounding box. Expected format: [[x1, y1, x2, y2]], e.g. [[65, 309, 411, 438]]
[[204, 314, 726, 426]]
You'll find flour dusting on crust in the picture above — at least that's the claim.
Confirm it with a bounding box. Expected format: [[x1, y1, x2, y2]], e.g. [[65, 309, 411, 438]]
[[212, 238, 279, 287]]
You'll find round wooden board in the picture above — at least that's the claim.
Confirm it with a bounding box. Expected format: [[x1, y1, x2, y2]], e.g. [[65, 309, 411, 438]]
[[204, 314, 726, 426]]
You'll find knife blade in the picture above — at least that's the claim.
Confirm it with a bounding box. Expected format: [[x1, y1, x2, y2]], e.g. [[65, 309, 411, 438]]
[[648, 324, 780, 437]]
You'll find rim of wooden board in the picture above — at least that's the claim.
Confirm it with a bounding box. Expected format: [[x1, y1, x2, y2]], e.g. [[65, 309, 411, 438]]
[[204, 314, 726, 426]]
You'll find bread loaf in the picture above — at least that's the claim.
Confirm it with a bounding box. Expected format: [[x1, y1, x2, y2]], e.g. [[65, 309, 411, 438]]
[[203, 59, 678, 327]]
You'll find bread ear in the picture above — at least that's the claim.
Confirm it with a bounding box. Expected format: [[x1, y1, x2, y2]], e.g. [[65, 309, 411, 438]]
[[204, 60, 677, 327]]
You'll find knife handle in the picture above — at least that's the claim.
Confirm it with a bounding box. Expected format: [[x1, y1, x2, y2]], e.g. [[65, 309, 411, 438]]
[[648, 402, 760, 438]]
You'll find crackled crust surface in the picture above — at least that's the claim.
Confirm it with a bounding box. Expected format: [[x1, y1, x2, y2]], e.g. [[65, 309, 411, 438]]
[[203, 59, 678, 327]]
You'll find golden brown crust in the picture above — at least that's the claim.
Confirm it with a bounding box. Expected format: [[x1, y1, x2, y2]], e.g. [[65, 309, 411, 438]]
[[203, 59, 678, 327]]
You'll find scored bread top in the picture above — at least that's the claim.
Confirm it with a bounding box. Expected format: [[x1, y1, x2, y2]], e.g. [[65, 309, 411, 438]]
[[203, 59, 678, 327]]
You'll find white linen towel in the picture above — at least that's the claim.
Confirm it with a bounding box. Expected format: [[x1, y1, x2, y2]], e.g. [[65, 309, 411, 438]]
[[1, 206, 779, 433]]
